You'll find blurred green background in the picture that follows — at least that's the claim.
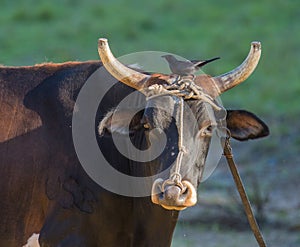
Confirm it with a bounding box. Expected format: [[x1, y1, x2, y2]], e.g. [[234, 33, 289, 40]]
[[1, 0, 299, 246], [1, 0, 299, 119]]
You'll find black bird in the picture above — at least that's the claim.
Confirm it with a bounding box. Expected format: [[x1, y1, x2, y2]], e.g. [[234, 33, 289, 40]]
[[162, 55, 220, 77]]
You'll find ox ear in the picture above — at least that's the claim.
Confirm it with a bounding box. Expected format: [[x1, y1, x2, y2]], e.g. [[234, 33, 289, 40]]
[[98, 109, 142, 136], [226, 110, 269, 141]]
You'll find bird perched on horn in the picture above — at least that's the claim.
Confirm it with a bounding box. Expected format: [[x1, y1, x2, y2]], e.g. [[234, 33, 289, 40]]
[[162, 54, 220, 78]]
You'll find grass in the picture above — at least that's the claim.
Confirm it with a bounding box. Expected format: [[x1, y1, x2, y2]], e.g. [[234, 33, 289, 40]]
[[0, 0, 299, 119]]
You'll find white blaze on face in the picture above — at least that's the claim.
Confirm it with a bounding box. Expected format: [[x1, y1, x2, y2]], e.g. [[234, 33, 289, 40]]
[[22, 233, 40, 247]]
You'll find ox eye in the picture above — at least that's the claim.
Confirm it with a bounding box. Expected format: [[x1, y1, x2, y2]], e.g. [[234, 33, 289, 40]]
[[199, 124, 214, 137], [143, 122, 151, 130]]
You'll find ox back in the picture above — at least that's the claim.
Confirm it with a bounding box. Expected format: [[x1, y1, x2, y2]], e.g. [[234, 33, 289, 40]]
[[0, 62, 179, 246]]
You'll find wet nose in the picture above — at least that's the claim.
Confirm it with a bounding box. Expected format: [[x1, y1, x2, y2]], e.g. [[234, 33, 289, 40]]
[[164, 185, 182, 203], [151, 178, 197, 211]]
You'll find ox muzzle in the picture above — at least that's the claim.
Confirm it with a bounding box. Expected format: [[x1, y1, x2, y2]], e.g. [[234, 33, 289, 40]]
[[151, 178, 197, 210]]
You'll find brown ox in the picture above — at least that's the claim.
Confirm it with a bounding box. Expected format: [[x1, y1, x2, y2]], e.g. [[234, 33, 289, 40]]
[[0, 39, 268, 246]]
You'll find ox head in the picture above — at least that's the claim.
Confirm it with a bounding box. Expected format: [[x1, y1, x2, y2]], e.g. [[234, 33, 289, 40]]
[[97, 38, 269, 211]]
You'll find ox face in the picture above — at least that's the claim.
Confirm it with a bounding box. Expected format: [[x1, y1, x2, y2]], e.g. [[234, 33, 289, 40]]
[[99, 92, 227, 210]]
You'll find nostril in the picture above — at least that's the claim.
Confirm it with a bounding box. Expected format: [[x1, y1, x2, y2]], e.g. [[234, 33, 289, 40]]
[[181, 186, 188, 196], [151, 178, 164, 205]]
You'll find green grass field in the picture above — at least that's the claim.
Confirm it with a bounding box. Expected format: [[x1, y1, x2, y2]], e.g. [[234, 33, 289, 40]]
[[1, 0, 299, 119]]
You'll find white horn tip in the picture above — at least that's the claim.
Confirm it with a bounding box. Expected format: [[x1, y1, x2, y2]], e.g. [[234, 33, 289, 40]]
[[98, 38, 108, 46], [251, 41, 261, 50]]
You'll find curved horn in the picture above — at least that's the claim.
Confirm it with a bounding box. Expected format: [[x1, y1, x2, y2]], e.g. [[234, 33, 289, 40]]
[[98, 38, 150, 90], [213, 42, 261, 94]]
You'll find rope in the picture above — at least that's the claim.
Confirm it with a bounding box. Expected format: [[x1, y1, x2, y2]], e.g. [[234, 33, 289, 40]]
[[224, 136, 267, 247], [146, 76, 222, 111], [162, 97, 187, 191]]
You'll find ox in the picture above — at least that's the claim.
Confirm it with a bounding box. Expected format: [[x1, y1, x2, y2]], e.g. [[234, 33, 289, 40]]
[[0, 39, 269, 246]]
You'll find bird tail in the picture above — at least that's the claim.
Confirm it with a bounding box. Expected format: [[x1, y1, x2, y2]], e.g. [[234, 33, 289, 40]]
[[194, 57, 220, 68]]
